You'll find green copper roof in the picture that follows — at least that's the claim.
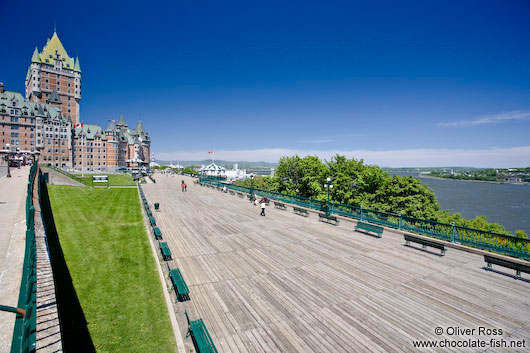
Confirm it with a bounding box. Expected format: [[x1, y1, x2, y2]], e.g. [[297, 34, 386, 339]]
[[47, 89, 62, 105], [105, 120, 117, 131], [74, 56, 81, 73], [116, 114, 127, 126], [134, 120, 146, 134], [74, 124, 108, 140], [32, 47, 41, 63], [0, 89, 62, 120], [39, 31, 75, 70]]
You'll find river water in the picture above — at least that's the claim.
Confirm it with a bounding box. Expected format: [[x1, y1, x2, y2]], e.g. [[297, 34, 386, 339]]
[[392, 172, 530, 235]]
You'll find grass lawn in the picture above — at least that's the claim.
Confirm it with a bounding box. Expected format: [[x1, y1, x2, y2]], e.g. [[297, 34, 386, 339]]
[[48, 185, 176, 352], [75, 174, 136, 186]]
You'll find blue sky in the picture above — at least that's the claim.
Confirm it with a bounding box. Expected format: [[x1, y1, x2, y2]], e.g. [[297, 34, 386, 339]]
[[2, 0, 530, 167]]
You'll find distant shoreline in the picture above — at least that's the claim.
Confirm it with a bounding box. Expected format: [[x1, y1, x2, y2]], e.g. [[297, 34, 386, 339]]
[[419, 174, 529, 185]]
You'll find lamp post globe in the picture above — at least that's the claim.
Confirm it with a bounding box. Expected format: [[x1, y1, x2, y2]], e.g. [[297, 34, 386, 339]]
[[324, 177, 333, 216]]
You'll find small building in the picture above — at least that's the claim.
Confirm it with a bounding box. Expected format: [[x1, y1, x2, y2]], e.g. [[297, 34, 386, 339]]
[[200, 162, 226, 177]]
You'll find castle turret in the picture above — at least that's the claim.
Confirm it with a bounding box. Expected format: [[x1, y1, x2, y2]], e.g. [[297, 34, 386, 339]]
[[25, 30, 82, 124]]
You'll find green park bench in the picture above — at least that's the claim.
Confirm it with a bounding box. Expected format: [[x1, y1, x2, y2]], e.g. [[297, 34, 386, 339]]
[[185, 311, 218, 353], [274, 201, 287, 210], [160, 242, 172, 261], [153, 227, 162, 240], [484, 255, 530, 280], [149, 216, 156, 227], [355, 221, 384, 238], [169, 268, 190, 302], [404, 234, 446, 256], [147, 209, 152, 217], [154, 202, 160, 211], [293, 206, 309, 217], [318, 213, 339, 225]]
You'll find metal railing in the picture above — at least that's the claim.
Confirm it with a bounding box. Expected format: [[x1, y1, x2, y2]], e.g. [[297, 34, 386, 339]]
[[48, 167, 90, 186], [199, 177, 530, 260], [0, 162, 39, 352]]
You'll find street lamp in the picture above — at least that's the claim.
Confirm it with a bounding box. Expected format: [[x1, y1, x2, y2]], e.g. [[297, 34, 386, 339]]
[[249, 173, 254, 202], [5, 143, 11, 178], [324, 177, 333, 216]]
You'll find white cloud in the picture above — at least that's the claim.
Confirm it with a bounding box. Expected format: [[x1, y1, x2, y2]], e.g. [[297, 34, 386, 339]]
[[155, 146, 530, 168], [438, 111, 530, 127]]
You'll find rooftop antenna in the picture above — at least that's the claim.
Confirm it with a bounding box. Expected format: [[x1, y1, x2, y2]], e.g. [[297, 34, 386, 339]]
[[54, 21, 57, 33]]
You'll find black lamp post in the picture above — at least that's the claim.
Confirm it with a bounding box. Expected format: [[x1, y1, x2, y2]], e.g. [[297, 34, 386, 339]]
[[324, 177, 333, 216], [249, 173, 254, 201], [5, 143, 12, 178]]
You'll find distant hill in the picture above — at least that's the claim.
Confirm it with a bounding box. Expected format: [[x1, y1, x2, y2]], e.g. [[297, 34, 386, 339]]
[[156, 160, 277, 169]]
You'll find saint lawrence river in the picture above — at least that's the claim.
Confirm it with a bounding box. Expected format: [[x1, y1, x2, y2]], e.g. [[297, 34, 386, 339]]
[[416, 175, 530, 235]]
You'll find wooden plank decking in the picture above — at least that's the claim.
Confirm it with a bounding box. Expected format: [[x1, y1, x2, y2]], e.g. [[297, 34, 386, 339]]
[[143, 175, 530, 352]]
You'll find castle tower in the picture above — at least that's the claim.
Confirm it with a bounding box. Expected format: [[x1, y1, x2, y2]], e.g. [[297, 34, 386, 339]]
[[25, 29, 82, 124]]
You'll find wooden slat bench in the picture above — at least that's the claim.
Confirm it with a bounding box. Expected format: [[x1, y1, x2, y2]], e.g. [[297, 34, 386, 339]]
[[319, 213, 339, 225], [404, 234, 446, 256], [237, 192, 244, 198], [355, 221, 384, 238], [149, 216, 156, 227], [229, 190, 235, 195], [274, 201, 287, 210], [153, 227, 163, 240], [169, 268, 190, 302], [160, 241, 172, 261], [484, 255, 530, 280], [185, 311, 218, 353], [293, 206, 309, 217]]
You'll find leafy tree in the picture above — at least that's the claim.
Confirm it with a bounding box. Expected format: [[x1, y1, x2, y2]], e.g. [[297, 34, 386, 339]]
[[234, 154, 523, 237]]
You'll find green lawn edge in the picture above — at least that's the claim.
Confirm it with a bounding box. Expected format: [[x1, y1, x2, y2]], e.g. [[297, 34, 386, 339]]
[[48, 185, 177, 352]]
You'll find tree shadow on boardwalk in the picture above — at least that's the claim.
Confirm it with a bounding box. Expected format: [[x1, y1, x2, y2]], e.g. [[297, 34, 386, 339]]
[[39, 179, 96, 353]]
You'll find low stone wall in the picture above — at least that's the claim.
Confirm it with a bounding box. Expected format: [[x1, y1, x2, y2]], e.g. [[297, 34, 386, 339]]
[[34, 170, 63, 352]]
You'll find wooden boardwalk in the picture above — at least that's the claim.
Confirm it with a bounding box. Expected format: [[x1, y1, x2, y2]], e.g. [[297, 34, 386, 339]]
[[143, 175, 530, 352]]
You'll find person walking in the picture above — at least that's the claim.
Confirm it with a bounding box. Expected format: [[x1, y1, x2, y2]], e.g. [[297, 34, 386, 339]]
[[260, 200, 266, 216], [181, 181, 185, 192], [184, 183, 188, 192]]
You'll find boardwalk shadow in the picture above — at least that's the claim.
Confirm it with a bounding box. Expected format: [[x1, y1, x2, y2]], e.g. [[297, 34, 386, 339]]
[[481, 267, 530, 284], [403, 244, 444, 257], [39, 178, 96, 353]]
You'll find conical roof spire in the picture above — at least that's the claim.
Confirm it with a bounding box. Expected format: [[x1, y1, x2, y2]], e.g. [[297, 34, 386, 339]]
[[74, 56, 81, 72], [135, 120, 146, 134], [105, 120, 117, 131], [32, 46, 41, 63], [116, 114, 127, 126]]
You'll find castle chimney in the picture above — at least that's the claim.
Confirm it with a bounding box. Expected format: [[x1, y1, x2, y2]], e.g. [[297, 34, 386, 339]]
[[0, 82, 4, 93]]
